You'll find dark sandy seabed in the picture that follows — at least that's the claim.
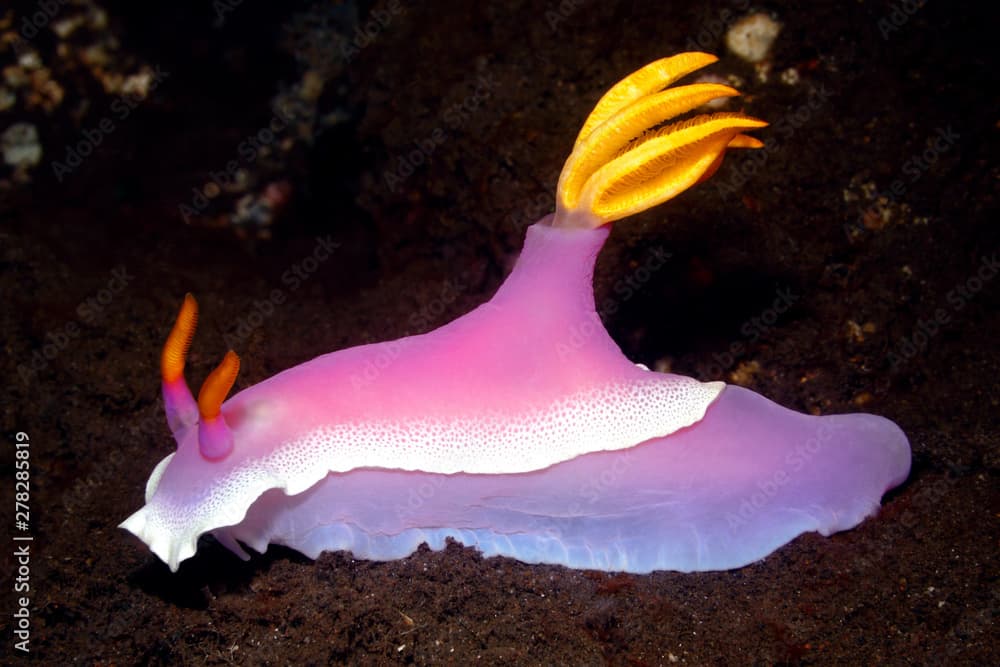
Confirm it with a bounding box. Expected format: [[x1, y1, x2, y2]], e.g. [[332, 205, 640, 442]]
[[1, 0, 997, 664]]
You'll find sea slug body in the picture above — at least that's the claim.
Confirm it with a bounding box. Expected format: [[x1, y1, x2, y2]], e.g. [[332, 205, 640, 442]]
[[121, 53, 910, 574]]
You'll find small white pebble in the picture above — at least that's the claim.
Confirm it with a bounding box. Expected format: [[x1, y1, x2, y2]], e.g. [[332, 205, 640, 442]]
[[18, 51, 42, 70], [725, 12, 782, 63], [51, 15, 86, 39], [0, 87, 15, 112], [754, 61, 772, 83], [1, 123, 42, 168], [780, 67, 800, 86], [121, 70, 154, 99]]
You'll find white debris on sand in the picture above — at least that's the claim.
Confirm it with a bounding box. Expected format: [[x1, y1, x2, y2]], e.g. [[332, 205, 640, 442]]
[[725, 12, 782, 63], [2, 122, 42, 168]]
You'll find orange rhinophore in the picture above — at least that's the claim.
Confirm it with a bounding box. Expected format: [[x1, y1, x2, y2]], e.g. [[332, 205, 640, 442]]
[[161, 294, 200, 434], [195, 350, 240, 460], [198, 350, 240, 420], [161, 293, 198, 384]]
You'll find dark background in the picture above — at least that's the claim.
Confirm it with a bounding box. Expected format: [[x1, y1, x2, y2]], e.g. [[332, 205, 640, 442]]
[[1, 0, 996, 663]]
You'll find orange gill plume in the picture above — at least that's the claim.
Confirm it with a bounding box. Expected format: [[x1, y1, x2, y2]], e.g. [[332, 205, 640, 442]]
[[554, 52, 767, 229]]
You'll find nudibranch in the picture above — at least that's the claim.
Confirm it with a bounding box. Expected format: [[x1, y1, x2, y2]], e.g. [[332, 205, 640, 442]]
[[122, 53, 910, 574]]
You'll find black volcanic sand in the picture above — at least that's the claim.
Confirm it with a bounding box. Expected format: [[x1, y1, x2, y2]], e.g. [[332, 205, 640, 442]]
[[1, 1, 997, 664]]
